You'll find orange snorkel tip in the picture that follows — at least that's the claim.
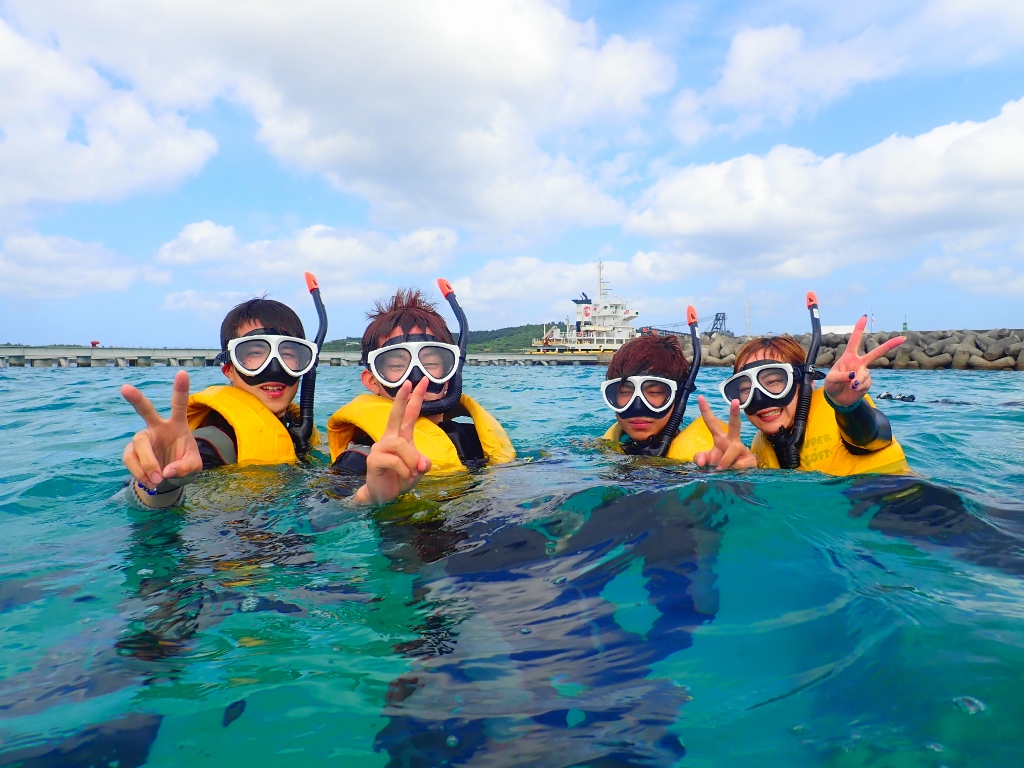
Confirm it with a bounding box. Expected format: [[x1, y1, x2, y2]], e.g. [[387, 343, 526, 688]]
[[686, 305, 698, 326], [305, 272, 320, 293], [806, 291, 818, 310], [437, 278, 454, 298]]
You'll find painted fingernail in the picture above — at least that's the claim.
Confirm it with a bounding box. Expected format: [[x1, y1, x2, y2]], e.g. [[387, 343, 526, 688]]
[[852, 382, 859, 390], [848, 372, 855, 379]]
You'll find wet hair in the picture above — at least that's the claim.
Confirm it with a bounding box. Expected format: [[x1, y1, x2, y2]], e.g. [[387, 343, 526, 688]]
[[220, 298, 305, 350], [734, 336, 806, 371], [606, 334, 690, 383], [361, 288, 455, 361]]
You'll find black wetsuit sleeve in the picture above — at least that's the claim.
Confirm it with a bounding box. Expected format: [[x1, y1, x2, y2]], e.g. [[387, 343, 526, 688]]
[[194, 410, 238, 469], [832, 398, 893, 455], [332, 434, 373, 477]]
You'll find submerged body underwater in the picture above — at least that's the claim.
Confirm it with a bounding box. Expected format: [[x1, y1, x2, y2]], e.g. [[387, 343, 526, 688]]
[[2, 365, 1024, 767]]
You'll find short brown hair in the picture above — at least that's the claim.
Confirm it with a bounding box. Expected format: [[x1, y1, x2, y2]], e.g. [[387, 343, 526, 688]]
[[606, 334, 690, 383], [734, 336, 806, 371], [361, 288, 455, 361], [220, 298, 304, 350]]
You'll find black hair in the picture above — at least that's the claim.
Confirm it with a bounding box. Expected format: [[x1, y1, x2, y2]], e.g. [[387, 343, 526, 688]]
[[219, 298, 305, 350]]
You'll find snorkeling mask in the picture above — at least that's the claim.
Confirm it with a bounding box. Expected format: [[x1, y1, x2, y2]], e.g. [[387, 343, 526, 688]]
[[362, 279, 468, 417], [225, 331, 318, 383], [719, 361, 813, 414], [762, 292, 821, 469], [607, 306, 703, 458], [601, 376, 678, 418], [366, 335, 461, 396]]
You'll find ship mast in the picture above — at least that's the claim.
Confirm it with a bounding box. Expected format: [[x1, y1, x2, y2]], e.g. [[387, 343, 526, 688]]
[[597, 259, 608, 300]]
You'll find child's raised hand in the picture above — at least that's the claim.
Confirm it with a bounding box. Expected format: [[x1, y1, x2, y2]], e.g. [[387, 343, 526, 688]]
[[121, 370, 202, 489], [357, 377, 431, 505], [824, 315, 905, 408], [693, 395, 757, 470]]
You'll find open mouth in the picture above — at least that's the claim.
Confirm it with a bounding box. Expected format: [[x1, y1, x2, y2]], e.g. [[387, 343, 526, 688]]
[[259, 383, 288, 397], [756, 407, 784, 422]]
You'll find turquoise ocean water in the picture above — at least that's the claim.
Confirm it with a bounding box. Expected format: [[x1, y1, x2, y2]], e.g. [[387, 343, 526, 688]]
[[2, 365, 1024, 766]]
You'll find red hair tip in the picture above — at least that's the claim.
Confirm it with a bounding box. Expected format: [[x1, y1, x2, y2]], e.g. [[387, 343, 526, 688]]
[[304, 272, 319, 292], [437, 278, 454, 298]]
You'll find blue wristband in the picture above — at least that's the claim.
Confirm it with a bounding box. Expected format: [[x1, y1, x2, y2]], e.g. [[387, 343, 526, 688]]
[[136, 481, 161, 496], [823, 390, 862, 413]]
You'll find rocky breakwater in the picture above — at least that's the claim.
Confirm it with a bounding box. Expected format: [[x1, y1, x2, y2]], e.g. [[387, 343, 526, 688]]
[[675, 328, 1024, 371]]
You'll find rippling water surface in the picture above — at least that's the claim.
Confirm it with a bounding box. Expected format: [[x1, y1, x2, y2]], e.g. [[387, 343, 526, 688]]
[[2, 365, 1024, 767]]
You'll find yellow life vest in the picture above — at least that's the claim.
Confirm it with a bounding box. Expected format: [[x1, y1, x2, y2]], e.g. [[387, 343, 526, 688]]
[[601, 417, 716, 462], [750, 388, 908, 476], [187, 385, 318, 466], [326, 393, 516, 474]]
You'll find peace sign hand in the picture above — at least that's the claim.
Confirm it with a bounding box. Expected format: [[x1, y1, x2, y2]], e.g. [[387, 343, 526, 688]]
[[355, 377, 432, 505], [824, 315, 906, 408], [120, 370, 202, 489], [693, 395, 757, 470]]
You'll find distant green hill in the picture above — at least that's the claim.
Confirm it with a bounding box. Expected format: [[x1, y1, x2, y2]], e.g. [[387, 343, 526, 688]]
[[465, 324, 548, 352], [321, 337, 362, 352], [322, 324, 554, 355]]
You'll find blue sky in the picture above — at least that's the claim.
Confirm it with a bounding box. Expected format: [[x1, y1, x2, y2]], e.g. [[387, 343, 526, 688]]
[[2, 0, 1024, 346]]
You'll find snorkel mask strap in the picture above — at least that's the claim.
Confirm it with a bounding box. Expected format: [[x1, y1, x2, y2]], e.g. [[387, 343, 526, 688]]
[[287, 272, 328, 460], [642, 306, 701, 458], [417, 278, 467, 417], [767, 292, 820, 469]]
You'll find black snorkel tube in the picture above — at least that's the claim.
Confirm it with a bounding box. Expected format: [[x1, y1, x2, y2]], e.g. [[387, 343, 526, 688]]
[[417, 278, 467, 417], [642, 306, 702, 457], [288, 272, 328, 459], [767, 291, 821, 469]]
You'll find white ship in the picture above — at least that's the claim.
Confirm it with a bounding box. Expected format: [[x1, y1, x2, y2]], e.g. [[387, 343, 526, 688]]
[[531, 261, 640, 352]]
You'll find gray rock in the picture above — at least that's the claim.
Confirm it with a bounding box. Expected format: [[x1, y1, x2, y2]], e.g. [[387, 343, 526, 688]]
[[983, 338, 1012, 361], [911, 350, 953, 370], [892, 347, 913, 369], [969, 355, 1016, 370], [815, 349, 835, 368]]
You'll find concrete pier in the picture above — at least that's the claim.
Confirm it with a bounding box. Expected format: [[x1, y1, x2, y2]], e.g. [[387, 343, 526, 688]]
[[0, 347, 613, 368], [4, 333, 1024, 370]]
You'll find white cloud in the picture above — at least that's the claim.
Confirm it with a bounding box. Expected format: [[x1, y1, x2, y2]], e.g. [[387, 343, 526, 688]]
[[162, 290, 249, 314], [671, 24, 903, 143], [632, 97, 1024, 279], [449, 251, 712, 328], [155, 220, 459, 286], [0, 233, 139, 297], [4, 0, 672, 234], [0, 19, 216, 208], [668, 2, 1024, 144]]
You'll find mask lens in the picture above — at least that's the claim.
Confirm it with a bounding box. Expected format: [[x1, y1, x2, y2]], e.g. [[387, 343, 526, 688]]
[[614, 380, 636, 408], [278, 340, 313, 373], [417, 345, 457, 380], [375, 348, 413, 383], [723, 375, 752, 404], [233, 339, 272, 372], [640, 380, 672, 408], [757, 367, 790, 395]]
